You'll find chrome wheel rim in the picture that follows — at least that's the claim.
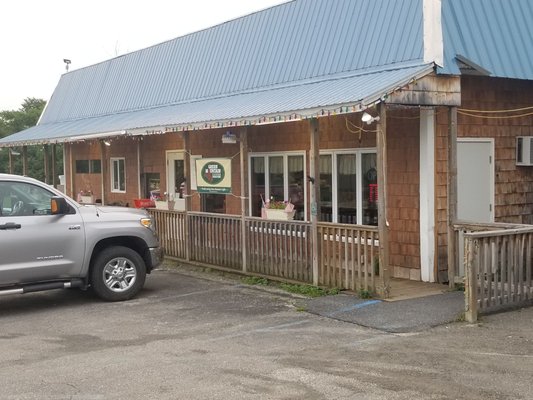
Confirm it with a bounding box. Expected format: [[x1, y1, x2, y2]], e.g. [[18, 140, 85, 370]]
[[103, 257, 137, 292]]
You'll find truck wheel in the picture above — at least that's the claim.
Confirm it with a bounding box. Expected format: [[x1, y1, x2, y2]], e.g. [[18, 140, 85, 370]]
[[91, 246, 146, 301]]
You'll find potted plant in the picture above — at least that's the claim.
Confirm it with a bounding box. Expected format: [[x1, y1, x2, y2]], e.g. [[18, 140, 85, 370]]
[[263, 197, 295, 220], [77, 190, 94, 204]]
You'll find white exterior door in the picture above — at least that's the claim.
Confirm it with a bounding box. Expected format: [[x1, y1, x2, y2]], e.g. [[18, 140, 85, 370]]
[[457, 139, 494, 277], [457, 140, 494, 222], [166, 151, 185, 200]]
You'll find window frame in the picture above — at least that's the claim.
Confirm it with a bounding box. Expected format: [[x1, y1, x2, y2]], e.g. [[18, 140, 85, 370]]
[[110, 157, 126, 193], [320, 148, 377, 225], [248, 151, 307, 220]]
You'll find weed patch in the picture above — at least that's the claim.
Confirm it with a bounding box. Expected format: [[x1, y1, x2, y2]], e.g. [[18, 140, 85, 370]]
[[280, 283, 339, 298]]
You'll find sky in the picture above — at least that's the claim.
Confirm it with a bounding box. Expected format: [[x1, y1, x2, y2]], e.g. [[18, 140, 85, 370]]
[[0, 0, 288, 111]]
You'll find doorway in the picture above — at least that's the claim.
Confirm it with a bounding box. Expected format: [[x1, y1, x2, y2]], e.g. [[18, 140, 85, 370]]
[[457, 139, 494, 276], [457, 139, 494, 222]]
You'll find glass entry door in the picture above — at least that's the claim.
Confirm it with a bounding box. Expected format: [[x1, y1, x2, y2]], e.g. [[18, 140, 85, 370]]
[[166, 151, 185, 200]]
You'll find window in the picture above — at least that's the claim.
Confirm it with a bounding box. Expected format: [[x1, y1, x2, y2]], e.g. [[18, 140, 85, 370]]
[[75, 160, 89, 173], [319, 150, 377, 225], [90, 160, 101, 173], [75, 159, 101, 174], [250, 153, 305, 220], [0, 181, 55, 217], [111, 158, 126, 192]]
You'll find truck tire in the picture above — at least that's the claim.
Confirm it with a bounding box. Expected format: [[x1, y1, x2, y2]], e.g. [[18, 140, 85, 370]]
[[91, 246, 147, 301]]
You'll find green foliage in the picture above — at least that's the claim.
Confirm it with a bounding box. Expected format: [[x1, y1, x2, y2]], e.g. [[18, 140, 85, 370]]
[[280, 283, 340, 298], [0, 98, 63, 181], [241, 276, 269, 286], [358, 289, 372, 299], [241, 276, 340, 298]]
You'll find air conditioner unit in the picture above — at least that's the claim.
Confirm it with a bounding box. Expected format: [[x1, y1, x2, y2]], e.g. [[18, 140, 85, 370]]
[[516, 136, 533, 166]]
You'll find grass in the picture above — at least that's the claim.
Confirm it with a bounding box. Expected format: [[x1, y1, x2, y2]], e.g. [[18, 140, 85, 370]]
[[280, 283, 340, 298], [241, 276, 340, 298], [241, 276, 269, 286]]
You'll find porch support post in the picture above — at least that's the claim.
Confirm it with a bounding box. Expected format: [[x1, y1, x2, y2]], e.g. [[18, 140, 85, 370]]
[[182, 131, 191, 262], [62, 145, 67, 193], [43, 144, 50, 184], [8, 148, 13, 174], [99, 140, 107, 205], [22, 146, 28, 176], [420, 108, 436, 282], [309, 118, 320, 286], [68, 143, 75, 198], [447, 106, 458, 288], [51, 144, 57, 188], [376, 103, 390, 297], [137, 139, 142, 199], [240, 127, 249, 273]]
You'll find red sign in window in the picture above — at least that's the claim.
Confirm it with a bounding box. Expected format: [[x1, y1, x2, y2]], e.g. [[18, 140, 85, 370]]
[[369, 184, 378, 203]]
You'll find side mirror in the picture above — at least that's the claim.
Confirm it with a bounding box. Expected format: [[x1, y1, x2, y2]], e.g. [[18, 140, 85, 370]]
[[51, 196, 70, 215]]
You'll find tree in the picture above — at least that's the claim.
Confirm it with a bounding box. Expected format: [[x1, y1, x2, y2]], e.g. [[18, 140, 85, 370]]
[[0, 98, 62, 182]]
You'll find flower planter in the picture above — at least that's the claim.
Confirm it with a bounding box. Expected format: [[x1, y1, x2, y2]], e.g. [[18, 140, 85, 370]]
[[79, 195, 94, 204], [174, 198, 186, 211], [155, 200, 175, 211], [264, 208, 295, 220]]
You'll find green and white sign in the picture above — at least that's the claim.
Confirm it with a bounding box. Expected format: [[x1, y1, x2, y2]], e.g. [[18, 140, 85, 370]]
[[196, 158, 232, 194]]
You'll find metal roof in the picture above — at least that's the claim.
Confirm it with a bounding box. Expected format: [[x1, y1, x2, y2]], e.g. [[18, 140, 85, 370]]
[[1, 0, 532, 146], [39, 0, 423, 125], [441, 0, 533, 78], [1, 63, 433, 145]]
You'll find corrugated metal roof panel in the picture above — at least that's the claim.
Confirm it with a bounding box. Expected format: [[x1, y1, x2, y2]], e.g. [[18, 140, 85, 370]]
[[3, 0, 532, 147], [441, 0, 533, 78], [0, 64, 432, 146], [39, 0, 424, 125]]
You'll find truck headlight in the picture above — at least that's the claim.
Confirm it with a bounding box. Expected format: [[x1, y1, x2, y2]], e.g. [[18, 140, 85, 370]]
[[140, 217, 153, 229]]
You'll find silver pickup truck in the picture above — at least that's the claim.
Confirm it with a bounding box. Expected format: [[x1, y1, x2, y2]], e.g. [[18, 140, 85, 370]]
[[0, 174, 163, 301]]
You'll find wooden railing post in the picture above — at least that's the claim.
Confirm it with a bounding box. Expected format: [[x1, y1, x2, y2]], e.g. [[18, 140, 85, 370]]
[[464, 236, 478, 322]]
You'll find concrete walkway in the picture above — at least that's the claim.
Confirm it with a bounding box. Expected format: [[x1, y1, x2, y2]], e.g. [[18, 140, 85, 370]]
[[300, 277, 466, 333], [302, 291, 465, 333]]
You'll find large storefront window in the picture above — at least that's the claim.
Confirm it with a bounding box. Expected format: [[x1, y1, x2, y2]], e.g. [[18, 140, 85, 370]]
[[319, 150, 377, 226], [250, 153, 305, 220]]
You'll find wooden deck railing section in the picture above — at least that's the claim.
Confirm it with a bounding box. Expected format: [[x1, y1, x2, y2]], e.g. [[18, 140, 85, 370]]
[[318, 222, 379, 291], [457, 222, 533, 322], [246, 218, 312, 282], [149, 210, 381, 292]]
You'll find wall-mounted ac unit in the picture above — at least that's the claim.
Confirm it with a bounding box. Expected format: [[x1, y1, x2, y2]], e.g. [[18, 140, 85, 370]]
[[516, 136, 533, 166]]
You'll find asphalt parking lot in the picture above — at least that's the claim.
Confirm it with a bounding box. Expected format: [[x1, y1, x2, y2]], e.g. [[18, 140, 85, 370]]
[[0, 265, 532, 400]]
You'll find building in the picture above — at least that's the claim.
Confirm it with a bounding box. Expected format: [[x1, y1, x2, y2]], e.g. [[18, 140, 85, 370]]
[[2, 0, 533, 293]]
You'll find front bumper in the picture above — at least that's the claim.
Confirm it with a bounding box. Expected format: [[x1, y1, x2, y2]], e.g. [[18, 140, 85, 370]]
[[148, 246, 164, 270]]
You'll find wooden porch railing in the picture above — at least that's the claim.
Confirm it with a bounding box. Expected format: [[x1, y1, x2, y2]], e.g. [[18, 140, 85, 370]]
[[246, 218, 312, 283], [189, 212, 243, 270], [458, 222, 533, 322], [318, 222, 379, 291], [149, 209, 382, 293]]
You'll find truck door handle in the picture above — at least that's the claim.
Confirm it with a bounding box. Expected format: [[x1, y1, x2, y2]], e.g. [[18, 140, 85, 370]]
[[0, 222, 22, 230]]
